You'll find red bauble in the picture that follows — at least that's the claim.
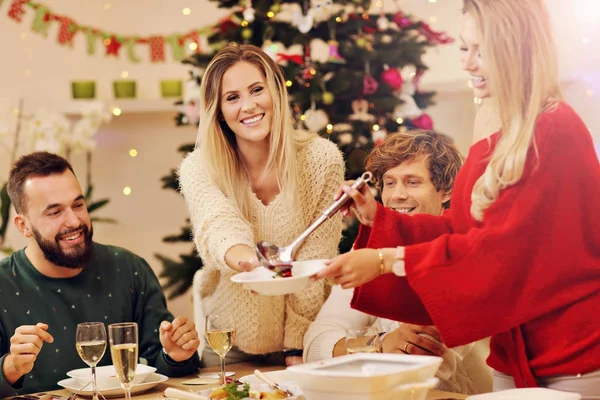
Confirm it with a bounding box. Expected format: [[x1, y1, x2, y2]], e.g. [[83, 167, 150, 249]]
[[380, 65, 403, 90], [412, 113, 434, 130]]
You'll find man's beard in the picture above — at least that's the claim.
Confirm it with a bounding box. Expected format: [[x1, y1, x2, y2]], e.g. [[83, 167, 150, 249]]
[[32, 224, 94, 269]]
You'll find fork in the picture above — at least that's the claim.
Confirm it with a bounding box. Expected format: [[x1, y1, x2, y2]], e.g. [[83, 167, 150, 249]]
[[253, 370, 294, 398]]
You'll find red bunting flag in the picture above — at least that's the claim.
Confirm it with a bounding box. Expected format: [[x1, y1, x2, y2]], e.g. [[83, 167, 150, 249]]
[[105, 35, 122, 56], [7, 0, 27, 22], [57, 16, 78, 46], [149, 36, 165, 62]]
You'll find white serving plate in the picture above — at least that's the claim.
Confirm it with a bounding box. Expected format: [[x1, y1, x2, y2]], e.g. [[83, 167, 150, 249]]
[[67, 364, 156, 389], [286, 353, 442, 396], [231, 259, 326, 296], [467, 388, 582, 400], [58, 373, 167, 398]]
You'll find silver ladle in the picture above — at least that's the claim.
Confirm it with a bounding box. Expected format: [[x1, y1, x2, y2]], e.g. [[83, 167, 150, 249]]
[[256, 171, 373, 272]]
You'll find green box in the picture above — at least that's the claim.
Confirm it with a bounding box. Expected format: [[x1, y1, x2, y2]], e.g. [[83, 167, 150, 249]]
[[160, 80, 183, 98], [113, 80, 136, 99], [71, 81, 96, 99]]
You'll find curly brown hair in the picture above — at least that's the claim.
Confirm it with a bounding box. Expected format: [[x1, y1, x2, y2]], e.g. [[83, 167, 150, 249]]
[[365, 130, 464, 206]]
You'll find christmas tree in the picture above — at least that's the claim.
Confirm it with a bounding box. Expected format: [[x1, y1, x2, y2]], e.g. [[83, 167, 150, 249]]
[[157, 0, 453, 299]]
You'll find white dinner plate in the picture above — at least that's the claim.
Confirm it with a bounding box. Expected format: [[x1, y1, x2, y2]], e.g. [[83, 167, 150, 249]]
[[58, 373, 167, 398], [231, 259, 326, 296]]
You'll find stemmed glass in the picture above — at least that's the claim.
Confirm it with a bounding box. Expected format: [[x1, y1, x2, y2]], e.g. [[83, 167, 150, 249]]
[[108, 322, 138, 400], [345, 326, 383, 355], [205, 314, 236, 385], [76, 322, 107, 400]]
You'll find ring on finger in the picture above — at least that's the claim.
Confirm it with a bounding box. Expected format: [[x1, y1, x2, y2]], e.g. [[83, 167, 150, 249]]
[[403, 342, 410, 354]]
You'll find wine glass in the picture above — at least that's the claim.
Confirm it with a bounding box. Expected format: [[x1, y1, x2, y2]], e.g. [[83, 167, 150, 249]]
[[108, 322, 138, 400], [75, 322, 107, 400], [205, 314, 236, 385], [345, 326, 382, 355]]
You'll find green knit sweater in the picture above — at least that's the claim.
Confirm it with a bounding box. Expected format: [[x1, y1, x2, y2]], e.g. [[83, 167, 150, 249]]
[[0, 243, 199, 396]]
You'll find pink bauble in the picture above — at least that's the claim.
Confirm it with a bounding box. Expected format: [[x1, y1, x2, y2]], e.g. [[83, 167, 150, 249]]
[[363, 75, 379, 95], [380, 67, 403, 90], [413, 113, 433, 130]]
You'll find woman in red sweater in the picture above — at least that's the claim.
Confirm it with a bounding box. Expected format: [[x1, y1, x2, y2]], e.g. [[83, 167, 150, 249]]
[[315, 0, 600, 395]]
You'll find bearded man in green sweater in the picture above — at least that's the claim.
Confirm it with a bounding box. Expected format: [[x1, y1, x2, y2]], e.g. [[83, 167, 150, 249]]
[[0, 152, 201, 396]]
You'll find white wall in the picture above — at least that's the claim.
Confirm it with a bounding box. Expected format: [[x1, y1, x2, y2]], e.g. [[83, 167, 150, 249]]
[[1, 0, 598, 319]]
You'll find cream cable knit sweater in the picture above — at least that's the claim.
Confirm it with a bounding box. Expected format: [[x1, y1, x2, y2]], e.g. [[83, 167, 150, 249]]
[[304, 285, 493, 394], [178, 136, 344, 354]]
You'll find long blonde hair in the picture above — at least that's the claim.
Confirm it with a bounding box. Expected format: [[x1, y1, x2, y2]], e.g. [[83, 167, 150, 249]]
[[196, 43, 314, 221], [464, 0, 563, 221]]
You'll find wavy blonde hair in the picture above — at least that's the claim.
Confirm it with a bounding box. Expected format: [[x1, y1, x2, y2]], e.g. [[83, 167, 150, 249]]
[[196, 43, 314, 221], [464, 0, 563, 220]]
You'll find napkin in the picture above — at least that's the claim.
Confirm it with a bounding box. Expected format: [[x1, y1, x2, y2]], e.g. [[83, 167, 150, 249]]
[[164, 387, 209, 400]]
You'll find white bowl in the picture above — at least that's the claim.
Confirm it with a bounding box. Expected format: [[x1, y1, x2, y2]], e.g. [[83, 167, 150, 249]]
[[467, 388, 582, 400], [286, 353, 442, 397], [58, 373, 167, 398], [230, 259, 327, 296], [67, 364, 157, 389]]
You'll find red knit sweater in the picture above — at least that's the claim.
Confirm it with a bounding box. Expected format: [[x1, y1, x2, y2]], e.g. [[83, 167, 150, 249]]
[[351, 102, 600, 387]]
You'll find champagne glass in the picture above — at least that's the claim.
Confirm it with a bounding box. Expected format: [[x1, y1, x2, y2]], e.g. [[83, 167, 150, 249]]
[[205, 314, 236, 385], [76, 322, 107, 400], [108, 322, 138, 400], [345, 326, 382, 355]]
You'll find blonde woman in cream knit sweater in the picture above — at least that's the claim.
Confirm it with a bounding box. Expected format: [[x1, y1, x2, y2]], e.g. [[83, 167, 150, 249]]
[[178, 44, 343, 366]]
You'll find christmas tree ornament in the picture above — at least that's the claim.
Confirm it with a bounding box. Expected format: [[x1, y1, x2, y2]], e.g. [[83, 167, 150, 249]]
[[362, 62, 379, 95], [304, 109, 329, 132], [243, 0, 256, 24], [262, 39, 278, 61], [241, 28, 253, 40], [380, 64, 403, 90], [327, 40, 346, 64], [412, 113, 434, 130], [312, 0, 334, 23], [363, 75, 378, 95], [377, 16, 389, 31], [371, 126, 387, 146], [322, 92, 335, 105], [270, 2, 282, 14], [394, 93, 422, 120], [337, 132, 353, 145], [292, 2, 315, 34], [381, 34, 393, 44], [349, 99, 375, 122], [392, 11, 411, 29]]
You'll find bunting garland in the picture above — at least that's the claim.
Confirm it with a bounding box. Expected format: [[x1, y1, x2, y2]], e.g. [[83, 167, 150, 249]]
[[4, 0, 215, 63]]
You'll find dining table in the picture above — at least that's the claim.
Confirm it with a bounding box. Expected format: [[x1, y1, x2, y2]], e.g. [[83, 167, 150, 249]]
[[43, 362, 468, 400]]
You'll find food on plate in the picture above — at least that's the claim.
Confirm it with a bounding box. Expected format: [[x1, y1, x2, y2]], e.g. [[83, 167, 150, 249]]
[[208, 382, 288, 399]]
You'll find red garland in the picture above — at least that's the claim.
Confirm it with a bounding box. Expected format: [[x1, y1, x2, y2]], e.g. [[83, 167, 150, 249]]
[[7, 0, 27, 22]]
